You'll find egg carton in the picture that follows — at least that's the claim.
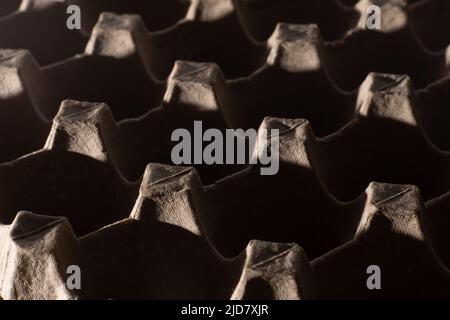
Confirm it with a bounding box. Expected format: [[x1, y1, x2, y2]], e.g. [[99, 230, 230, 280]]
[[3, 15, 450, 166], [0, 113, 449, 298], [2, 0, 450, 70], [0, 0, 450, 299], [3, 42, 450, 182], [0, 160, 449, 299]]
